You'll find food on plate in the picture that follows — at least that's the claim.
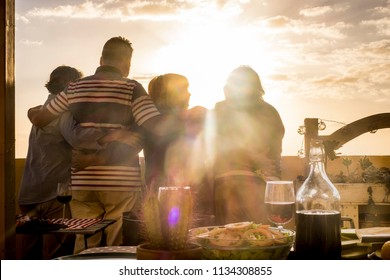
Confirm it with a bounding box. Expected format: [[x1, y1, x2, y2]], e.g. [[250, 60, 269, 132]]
[[224, 221, 253, 231], [208, 227, 243, 247], [381, 240, 390, 260], [190, 221, 293, 248], [243, 227, 274, 246], [189, 222, 295, 260]]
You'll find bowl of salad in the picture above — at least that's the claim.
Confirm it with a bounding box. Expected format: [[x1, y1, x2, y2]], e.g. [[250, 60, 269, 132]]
[[189, 222, 295, 260]]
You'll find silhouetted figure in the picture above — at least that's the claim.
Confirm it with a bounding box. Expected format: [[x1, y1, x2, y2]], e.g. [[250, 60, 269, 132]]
[[212, 66, 285, 224]]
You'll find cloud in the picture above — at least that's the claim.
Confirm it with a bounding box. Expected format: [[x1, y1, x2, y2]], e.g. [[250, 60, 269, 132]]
[[333, 3, 351, 13], [19, 39, 43, 46], [311, 74, 359, 86], [270, 36, 390, 102], [15, 13, 30, 24], [299, 6, 332, 17], [299, 4, 350, 18], [268, 74, 289, 81], [361, 17, 390, 36], [261, 15, 351, 39], [22, 0, 242, 22], [25, 0, 194, 21], [265, 15, 291, 28], [27, 1, 106, 19], [296, 21, 351, 39], [293, 59, 390, 102], [371, 0, 390, 15], [360, 39, 390, 56], [131, 73, 158, 85]]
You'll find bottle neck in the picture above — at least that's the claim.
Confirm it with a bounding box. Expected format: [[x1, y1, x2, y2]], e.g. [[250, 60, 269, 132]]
[[309, 160, 328, 177], [299, 159, 341, 212]]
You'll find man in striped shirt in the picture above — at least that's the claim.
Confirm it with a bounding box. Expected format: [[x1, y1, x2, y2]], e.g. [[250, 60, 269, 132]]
[[28, 36, 182, 253]]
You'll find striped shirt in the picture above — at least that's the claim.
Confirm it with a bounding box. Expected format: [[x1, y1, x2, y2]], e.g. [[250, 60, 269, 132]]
[[45, 66, 160, 190]]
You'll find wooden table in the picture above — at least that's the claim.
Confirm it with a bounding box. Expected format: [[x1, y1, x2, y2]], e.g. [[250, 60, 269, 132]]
[[17, 219, 116, 250]]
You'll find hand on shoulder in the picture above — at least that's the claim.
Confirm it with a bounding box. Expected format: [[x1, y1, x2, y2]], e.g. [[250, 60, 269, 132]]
[[184, 106, 208, 122], [183, 106, 208, 137]]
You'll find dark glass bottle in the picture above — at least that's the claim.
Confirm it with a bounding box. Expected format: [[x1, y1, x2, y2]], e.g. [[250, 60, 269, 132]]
[[295, 139, 341, 260]]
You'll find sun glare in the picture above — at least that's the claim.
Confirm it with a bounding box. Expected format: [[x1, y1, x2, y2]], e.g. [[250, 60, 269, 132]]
[[150, 21, 280, 109]]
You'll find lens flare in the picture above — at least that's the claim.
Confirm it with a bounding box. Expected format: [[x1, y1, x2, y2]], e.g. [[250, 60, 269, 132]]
[[168, 206, 180, 227]]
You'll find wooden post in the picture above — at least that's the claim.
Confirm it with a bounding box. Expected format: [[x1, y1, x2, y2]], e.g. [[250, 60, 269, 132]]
[[0, 0, 16, 259]]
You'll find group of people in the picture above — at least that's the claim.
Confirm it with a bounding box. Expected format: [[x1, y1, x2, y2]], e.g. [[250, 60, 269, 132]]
[[17, 36, 285, 259]]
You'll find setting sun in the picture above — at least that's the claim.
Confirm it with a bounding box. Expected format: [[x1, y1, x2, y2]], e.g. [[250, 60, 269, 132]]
[[149, 19, 284, 110]]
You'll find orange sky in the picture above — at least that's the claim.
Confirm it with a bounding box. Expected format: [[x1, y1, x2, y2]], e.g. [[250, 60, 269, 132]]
[[15, 0, 390, 158]]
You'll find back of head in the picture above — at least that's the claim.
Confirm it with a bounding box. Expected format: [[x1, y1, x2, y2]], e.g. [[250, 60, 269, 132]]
[[101, 36, 133, 66], [224, 65, 265, 102], [45, 65, 83, 94], [148, 73, 190, 114]]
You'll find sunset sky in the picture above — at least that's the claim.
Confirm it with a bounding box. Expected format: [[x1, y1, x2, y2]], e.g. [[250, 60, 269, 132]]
[[15, 0, 390, 158]]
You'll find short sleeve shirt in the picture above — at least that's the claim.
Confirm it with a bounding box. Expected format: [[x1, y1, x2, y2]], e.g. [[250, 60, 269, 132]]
[[44, 66, 160, 190], [46, 66, 160, 129]]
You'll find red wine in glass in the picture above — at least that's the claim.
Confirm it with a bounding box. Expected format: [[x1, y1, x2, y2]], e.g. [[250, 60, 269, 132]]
[[57, 181, 72, 224], [265, 202, 295, 225], [56, 195, 72, 204], [264, 181, 295, 228]]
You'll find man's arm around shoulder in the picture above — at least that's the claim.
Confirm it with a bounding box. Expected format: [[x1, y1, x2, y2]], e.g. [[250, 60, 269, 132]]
[[28, 106, 58, 127], [141, 113, 184, 136]]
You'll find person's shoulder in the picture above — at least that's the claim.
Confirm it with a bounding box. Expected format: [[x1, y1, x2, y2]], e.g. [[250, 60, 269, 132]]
[[259, 100, 280, 114], [258, 100, 284, 129], [125, 79, 148, 97], [185, 106, 208, 122], [214, 100, 228, 111], [64, 75, 93, 94], [77, 74, 95, 81], [188, 106, 208, 114], [124, 78, 143, 87], [66, 74, 95, 88]]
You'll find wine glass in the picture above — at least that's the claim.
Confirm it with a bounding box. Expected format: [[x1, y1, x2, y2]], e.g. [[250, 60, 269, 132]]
[[265, 181, 295, 228], [57, 181, 72, 224]]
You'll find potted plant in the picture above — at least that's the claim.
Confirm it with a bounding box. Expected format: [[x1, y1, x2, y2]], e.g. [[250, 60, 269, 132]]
[[329, 156, 390, 203], [136, 186, 202, 260]]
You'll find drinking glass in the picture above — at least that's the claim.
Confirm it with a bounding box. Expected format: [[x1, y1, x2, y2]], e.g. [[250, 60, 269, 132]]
[[158, 186, 192, 227], [265, 181, 295, 228], [57, 181, 72, 224]]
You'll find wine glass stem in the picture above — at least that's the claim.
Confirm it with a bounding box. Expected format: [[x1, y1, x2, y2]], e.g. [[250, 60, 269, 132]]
[[62, 204, 66, 224]]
